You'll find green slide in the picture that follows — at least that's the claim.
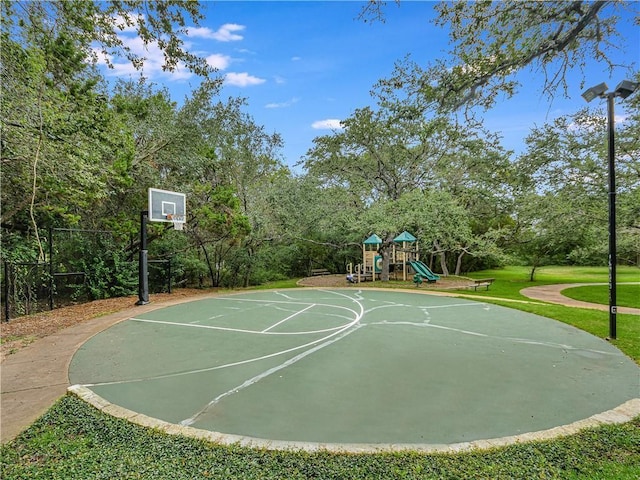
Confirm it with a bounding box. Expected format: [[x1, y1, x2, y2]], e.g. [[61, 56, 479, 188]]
[[409, 261, 440, 282]]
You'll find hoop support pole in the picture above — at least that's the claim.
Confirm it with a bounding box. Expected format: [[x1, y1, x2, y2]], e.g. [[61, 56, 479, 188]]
[[136, 210, 150, 305]]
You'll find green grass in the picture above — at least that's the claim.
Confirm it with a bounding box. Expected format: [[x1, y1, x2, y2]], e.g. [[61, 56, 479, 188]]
[[562, 284, 640, 309], [467, 265, 640, 285], [1, 395, 638, 480], [2, 265, 639, 479]]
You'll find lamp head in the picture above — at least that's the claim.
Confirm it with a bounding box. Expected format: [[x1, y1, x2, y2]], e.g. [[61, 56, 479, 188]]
[[581, 82, 608, 102], [614, 80, 639, 99]]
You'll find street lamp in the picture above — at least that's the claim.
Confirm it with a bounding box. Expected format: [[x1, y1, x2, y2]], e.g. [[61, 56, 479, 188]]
[[581, 80, 639, 340]]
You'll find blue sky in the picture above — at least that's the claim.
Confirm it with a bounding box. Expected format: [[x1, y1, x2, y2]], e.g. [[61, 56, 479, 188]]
[[97, 1, 639, 169]]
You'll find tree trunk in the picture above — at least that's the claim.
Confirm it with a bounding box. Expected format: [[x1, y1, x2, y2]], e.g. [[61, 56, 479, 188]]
[[529, 263, 537, 282], [243, 245, 254, 288], [199, 243, 217, 287], [434, 240, 449, 276], [439, 251, 449, 276], [455, 250, 465, 276]]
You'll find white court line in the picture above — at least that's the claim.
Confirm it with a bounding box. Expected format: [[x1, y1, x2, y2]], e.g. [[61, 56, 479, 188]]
[[261, 304, 315, 333], [180, 322, 365, 426], [215, 296, 361, 318], [85, 295, 364, 388], [371, 320, 621, 355], [130, 316, 352, 336], [180, 291, 366, 426], [129, 318, 259, 335], [365, 302, 486, 314], [424, 303, 487, 309]]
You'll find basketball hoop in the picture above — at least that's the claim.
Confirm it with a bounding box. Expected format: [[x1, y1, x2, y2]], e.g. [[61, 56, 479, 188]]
[[166, 214, 185, 231]]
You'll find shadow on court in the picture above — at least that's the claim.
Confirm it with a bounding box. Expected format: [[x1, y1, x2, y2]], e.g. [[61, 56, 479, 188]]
[[69, 289, 639, 446]]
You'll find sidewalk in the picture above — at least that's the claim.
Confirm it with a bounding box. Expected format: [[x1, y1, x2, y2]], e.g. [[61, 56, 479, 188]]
[[1, 293, 214, 443], [1, 308, 136, 442], [520, 283, 640, 315]]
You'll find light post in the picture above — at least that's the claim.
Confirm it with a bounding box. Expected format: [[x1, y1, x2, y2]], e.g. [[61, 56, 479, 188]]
[[581, 80, 638, 340]]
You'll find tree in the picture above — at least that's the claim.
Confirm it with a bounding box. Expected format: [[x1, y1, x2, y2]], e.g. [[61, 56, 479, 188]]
[[1, 0, 218, 261], [509, 92, 640, 277], [0, 23, 126, 259], [186, 184, 250, 287], [362, 1, 634, 112], [2, 1, 214, 78], [256, 174, 363, 276], [303, 77, 512, 278]]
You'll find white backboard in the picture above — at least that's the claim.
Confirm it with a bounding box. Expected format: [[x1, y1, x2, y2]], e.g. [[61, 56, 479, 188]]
[[148, 188, 186, 223]]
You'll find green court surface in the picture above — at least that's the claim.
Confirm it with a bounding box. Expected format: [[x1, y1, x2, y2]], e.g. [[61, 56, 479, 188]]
[[69, 289, 640, 446]]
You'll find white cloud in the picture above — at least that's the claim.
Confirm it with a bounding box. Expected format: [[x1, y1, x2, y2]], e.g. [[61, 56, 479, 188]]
[[291, 56, 301, 61], [92, 34, 195, 81], [187, 24, 245, 42], [90, 19, 246, 82], [312, 119, 344, 130], [616, 114, 631, 124], [206, 53, 231, 70], [265, 97, 300, 109], [568, 113, 630, 133], [112, 13, 142, 33], [224, 72, 266, 87]]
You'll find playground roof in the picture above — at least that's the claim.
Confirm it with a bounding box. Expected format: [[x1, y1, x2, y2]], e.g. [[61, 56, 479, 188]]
[[394, 231, 416, 243], [363, 234, 382, 245]]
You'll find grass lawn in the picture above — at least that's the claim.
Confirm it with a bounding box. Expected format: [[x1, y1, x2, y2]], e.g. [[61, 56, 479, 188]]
[[562, 283, 640, 309], [2, 265, 639, 479]]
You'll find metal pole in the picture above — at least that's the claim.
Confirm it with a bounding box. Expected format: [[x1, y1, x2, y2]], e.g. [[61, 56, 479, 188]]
[[606, 93, 617, 340], [137, 210, 150, 305], [49, 227, 54, 310], [4, 262, 10, 322]]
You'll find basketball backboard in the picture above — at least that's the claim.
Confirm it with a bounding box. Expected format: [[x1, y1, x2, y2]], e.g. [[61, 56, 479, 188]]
[[148, 188, 186, 223]]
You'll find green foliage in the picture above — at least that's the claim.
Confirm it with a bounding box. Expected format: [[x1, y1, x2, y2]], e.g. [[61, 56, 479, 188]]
[[55, 232, 137, 300], [2, 0, 638, 310], [3, 0, 214, 78], [369, 1, 628, 113], [1, 394, 638, 479]]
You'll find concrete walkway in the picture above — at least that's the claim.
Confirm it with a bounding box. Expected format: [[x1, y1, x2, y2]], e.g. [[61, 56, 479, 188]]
[[1, 294, 214, 443], [520, 283, 640, 315]]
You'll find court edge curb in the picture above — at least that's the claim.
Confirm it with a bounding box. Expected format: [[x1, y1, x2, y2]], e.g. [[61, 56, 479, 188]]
[[67, 385, 640, 454]]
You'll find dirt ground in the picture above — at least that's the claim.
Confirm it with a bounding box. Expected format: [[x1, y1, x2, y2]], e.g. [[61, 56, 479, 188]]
[[0, 289, 207, 362], [0, 276, 472, 362]]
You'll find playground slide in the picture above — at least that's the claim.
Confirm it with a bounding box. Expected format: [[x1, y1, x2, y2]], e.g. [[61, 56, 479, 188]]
[[409, 261, 440, 282]]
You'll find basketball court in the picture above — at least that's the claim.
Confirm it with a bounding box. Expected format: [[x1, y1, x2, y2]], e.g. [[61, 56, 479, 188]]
[[69, 288, 640, 449]]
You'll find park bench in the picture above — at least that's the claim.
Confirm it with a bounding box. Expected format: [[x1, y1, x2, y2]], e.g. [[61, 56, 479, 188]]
[[470, 278, 495, 291], [311, 268, 331, 276]]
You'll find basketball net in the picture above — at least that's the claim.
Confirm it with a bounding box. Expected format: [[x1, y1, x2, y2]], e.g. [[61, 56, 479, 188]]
[[166, 214, 185, 231]]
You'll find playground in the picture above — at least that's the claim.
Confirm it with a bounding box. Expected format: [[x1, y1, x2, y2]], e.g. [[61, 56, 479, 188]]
[[348, 231, 441, 285], [68, 287, 639, 449]]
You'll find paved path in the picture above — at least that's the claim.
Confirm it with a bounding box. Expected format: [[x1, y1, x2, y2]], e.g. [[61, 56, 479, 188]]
[[1, 294, 214, 443], [520, 282, 640, 315]]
